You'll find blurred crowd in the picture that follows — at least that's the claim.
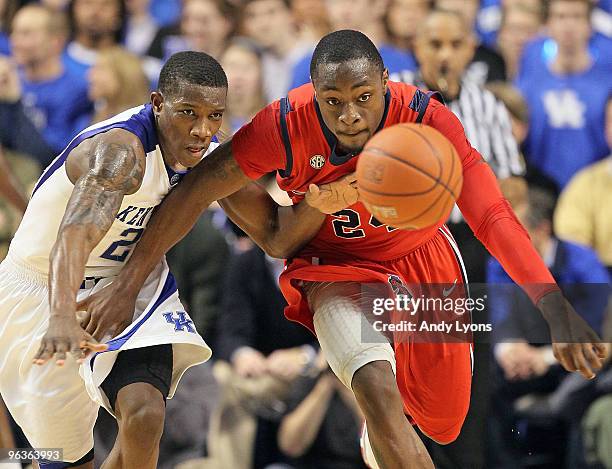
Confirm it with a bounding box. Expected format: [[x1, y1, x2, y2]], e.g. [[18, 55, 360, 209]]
[[0, 0, 611, 468]]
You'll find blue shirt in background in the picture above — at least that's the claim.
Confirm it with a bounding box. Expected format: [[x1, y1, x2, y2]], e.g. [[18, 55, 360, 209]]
[[0, 32, 10, 56], [516, 44, 612, 189], [487, 240, 611, 335], [20, 68, 93, 153], [289, 45, 417, 90], [150, 0, 181, 26]]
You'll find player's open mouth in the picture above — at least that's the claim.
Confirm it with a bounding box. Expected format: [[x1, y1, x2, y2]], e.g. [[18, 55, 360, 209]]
[[187, 146, 206, 155]]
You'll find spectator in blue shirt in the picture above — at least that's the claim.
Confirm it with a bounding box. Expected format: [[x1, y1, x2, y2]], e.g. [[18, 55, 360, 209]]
[[289, 0, 416, 89], [517, 0, 612, 191], [63, 0, 125, 79], [10, 4, 93, 154]]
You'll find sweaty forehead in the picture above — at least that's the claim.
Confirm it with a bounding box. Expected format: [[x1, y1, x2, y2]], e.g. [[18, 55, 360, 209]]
[[167, 82, 227, 108], [314, 59, 381, 91]]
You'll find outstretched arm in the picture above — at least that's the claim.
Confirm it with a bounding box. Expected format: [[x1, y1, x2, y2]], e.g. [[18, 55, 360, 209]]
[[34, 129, 146, 365], [424, 102, 608, 379]]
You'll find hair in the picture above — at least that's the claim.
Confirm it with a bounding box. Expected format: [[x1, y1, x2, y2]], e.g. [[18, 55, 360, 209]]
[[310, 30, 384, 81], [91, 46, 150, 123], [525, 187, 557, 228], [543, 0, 593, 22], [486, 81, 529, 124], [158, 51, 228, 96]]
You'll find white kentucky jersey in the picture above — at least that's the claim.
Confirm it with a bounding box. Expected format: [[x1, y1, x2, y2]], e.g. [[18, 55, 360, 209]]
[[9, 104, 219, 279]]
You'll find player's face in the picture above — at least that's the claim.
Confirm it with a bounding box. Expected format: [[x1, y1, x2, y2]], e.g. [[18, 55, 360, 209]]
[[152, 84, 226, 170], [313, 60, 388, 153]]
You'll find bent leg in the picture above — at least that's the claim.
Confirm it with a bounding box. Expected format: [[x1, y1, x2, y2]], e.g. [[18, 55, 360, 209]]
[[100, 345, 172, 469], [306, 282, 434, 469]]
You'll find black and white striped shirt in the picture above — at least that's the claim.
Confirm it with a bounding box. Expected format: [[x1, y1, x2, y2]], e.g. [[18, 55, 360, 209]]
[[391, 70, 525, 180]]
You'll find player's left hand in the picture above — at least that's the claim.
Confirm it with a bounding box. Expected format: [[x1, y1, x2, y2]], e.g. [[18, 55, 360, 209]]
[[305, 172, 359, 214], [76, 281, 138, 341], [539, 291, 608, 380]]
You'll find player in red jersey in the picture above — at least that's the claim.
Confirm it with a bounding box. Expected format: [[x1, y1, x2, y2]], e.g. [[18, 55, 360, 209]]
[[70, 30, 605, 468]]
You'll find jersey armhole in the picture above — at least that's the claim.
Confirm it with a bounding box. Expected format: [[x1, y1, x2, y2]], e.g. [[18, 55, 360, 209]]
[[409, 89, 445, 123], [278, 97, 293, 178]]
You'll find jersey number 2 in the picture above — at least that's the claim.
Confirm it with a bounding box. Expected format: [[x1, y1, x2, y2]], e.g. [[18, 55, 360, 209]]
[[100, 228, 144, 262], [331, 209, 397, 239]]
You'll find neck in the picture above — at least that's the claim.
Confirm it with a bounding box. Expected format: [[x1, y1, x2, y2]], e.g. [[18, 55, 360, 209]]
[[551, 47, 592, 74], [229, 97, 260, 118], [270, 30, 296, 56], [23, 57, 63, 81]]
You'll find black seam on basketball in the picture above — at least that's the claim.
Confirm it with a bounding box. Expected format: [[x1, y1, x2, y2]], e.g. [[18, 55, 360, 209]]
[[382, 184, 449, 225], [399, 125, 444, 184], [363, 146, 456, 198]]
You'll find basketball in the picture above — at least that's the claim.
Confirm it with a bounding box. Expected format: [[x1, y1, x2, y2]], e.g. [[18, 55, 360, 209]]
[[356, 123, 463, 230]]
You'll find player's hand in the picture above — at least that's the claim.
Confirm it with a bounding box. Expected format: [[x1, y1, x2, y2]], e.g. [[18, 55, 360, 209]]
[[539, 291, 608, 380], [76, 282, 137, 341], [33, 315, 107, 366], [0, 57, 21, 103], [305, 172, 359, 214]]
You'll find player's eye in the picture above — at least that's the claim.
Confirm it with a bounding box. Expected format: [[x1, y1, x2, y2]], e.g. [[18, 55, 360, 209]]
[[358, 94, 371, 102], [181, 109, 195, 116], [210, 112, 223, 120], [326, 98, 340, 106]]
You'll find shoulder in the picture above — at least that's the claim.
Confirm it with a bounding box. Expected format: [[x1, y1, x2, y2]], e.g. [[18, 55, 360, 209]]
[[65, 128, 146, 189]]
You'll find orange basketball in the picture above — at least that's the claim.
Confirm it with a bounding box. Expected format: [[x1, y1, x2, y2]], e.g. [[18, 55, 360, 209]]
[[356, 123, 463, 230]]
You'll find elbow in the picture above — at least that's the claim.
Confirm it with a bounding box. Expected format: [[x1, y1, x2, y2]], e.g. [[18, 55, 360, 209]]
[[261, 238, 299, 260]]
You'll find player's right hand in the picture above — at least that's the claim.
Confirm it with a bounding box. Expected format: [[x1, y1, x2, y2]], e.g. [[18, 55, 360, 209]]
[[539, 291, 608, 380], [76, 282, 137, 341], [305, 172, 359, 214], [34, 315, 107, 366]]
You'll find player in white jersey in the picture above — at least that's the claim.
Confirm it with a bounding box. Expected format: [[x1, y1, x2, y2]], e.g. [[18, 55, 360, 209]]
[[0, 51, 355, 469]]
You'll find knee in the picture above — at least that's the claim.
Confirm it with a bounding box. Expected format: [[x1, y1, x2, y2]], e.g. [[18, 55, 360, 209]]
[[351, 360, 399, 414], [117, 385, 166, 442]]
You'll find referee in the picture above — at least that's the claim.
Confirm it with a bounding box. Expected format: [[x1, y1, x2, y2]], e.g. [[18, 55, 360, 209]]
[[392, 9, 526, 469]]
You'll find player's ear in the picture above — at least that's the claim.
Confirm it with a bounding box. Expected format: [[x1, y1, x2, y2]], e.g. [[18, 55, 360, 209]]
[[151, 91, 164, 115], [382, 68, 389, 90]]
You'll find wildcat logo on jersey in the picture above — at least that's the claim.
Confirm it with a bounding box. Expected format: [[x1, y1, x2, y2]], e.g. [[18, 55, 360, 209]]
[[115, 205, 154, 227], [309, 155, 326, 169], [543, 90, 586, 128], [163, 311, 196, 333]]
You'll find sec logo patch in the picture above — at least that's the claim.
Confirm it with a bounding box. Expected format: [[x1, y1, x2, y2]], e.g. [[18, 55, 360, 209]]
[[309, 154, 326, 169]]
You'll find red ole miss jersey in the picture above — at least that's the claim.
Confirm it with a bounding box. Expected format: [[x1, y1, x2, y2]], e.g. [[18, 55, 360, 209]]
[[232, 81, 559, 304], [233, 81, 450, 262]]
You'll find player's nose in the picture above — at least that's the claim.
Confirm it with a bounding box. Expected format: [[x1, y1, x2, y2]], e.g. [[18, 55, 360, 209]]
[[190, 120, 213, 141], [339, 103, 361, 125]]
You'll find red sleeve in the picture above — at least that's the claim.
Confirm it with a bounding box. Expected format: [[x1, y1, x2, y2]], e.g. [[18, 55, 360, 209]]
[[422, 100, 560, 305], [231, 102, 286, 180]]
